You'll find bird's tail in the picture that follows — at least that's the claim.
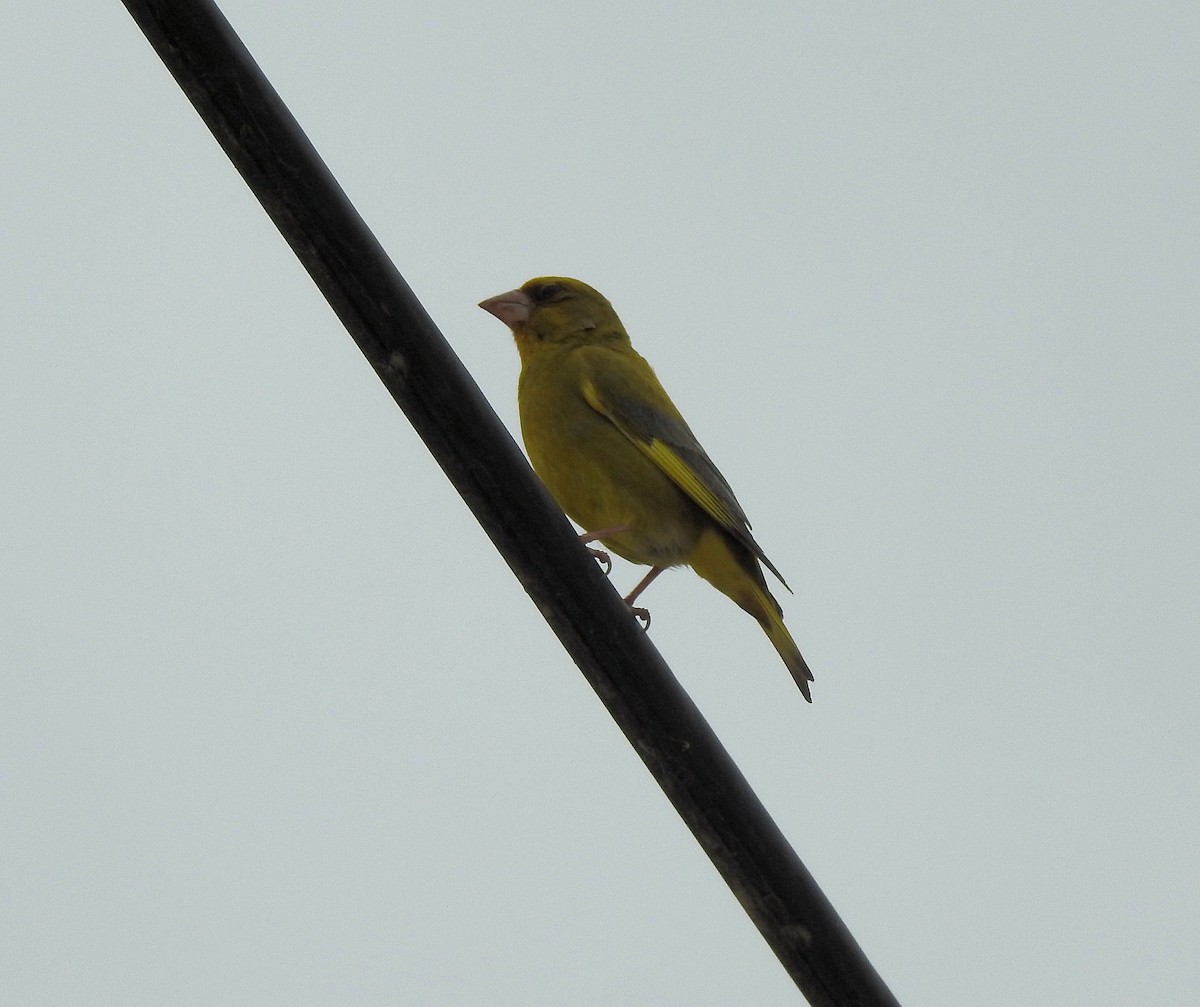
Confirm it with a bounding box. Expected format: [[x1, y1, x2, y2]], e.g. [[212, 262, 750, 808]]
[[758, 603, 814, 703], [689, 529, 814, 702]]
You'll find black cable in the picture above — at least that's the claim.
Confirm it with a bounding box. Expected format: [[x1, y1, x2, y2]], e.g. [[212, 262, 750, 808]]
[[119, 3, 902, 1003]]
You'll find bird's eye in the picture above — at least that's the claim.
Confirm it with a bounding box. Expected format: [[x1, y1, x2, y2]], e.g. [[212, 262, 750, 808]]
[[533, 283, 564, 302]]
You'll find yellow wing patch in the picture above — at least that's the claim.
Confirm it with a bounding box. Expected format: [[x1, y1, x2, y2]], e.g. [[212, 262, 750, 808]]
[[637, 437, 743, 533]]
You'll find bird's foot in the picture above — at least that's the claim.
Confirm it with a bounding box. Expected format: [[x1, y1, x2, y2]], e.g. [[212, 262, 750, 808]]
[[577, 525, 633, 577], [584, 545, 613, 576], [628, 606, 651, 631]]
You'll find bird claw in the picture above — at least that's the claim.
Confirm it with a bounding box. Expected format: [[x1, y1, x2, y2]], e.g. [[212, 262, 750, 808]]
[[586, 545, 613, 576], [629, 606, 651, 631]]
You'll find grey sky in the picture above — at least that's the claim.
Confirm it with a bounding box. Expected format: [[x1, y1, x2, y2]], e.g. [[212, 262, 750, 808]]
[[2, 2, 1197, 1004]]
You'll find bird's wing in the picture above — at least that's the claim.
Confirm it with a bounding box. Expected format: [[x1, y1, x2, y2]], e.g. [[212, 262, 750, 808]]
[[581, 357, 790, 591]]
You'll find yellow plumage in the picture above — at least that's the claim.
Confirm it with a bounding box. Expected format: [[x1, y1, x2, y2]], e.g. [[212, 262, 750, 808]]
[[479, 277, 813, 701]]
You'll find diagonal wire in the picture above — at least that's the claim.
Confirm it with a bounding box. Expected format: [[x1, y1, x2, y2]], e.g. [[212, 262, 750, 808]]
[[119, 2, 902, 1003]]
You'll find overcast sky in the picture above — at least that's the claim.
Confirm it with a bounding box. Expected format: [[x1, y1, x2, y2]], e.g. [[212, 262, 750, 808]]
[[3, 3, 1197, 1005]]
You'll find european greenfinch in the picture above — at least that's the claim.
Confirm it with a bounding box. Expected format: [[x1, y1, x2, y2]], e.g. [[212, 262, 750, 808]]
[[479, 277, 814, 701]]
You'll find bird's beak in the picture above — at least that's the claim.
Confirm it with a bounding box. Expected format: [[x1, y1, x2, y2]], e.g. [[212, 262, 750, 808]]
[[478, 288, 533, 329]]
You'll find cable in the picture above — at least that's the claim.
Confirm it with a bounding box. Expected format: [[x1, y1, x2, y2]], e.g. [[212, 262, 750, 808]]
[[120, 3, 902, 1003]]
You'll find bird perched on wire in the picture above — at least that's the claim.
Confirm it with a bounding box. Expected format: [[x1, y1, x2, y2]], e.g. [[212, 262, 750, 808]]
[[479, 277, 813, 701]]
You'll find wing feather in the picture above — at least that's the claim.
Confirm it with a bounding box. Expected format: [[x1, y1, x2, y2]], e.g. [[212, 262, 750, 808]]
[[581, 367, 790, 591]]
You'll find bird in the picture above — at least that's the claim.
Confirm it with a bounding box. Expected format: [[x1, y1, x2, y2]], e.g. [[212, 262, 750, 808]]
[[479, 276, 813, 701]]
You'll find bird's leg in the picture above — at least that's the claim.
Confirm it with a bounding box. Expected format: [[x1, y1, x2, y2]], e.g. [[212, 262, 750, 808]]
[[577, 525, 632, 576], [576, 526, 659, 630], [623, 566, 665, 630]]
